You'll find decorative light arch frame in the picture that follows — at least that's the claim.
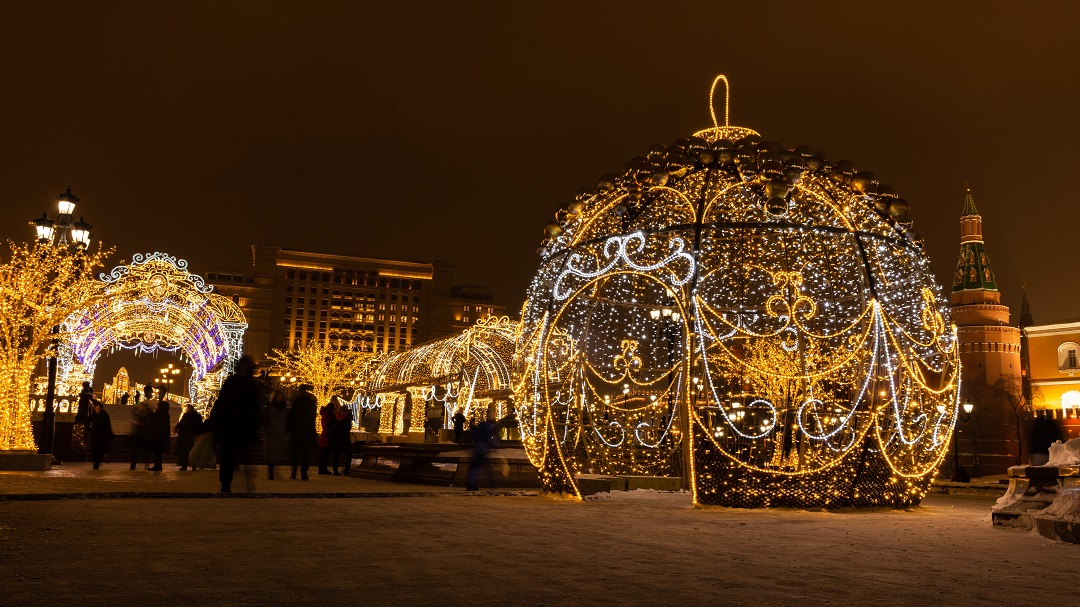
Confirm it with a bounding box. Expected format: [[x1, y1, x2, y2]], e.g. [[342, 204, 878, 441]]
[[58, 252, 247, 412]]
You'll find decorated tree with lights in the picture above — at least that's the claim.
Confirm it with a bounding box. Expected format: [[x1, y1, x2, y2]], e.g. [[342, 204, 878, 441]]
[[514, 76, 960, 507], [267, 341, 378, 407], [0, 241, 111, 451]]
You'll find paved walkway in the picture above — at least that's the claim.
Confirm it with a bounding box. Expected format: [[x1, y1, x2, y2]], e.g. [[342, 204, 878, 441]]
[[0, 462, 535, 500]]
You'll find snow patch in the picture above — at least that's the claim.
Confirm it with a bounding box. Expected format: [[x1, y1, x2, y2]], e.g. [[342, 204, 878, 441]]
[[585, 488, 692, 505], [1046, 437, 1080, 466], [1040, 488, 1080, 523]]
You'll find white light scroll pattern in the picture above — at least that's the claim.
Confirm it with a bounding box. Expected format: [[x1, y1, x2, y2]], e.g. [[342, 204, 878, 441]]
[[553, 232, 696, 301]]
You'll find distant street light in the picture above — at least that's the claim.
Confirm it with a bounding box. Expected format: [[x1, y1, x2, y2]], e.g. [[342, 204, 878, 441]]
[[156, 363, 181, 388]]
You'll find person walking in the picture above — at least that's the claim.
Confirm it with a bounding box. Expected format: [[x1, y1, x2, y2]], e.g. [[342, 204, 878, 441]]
[[317, 402, 335, 475], [75, 381, 93, 423], [88, 401, 113, 469], [466, 405, 499, 491], [452, 409, 467, 444], [174, 404, 203, 471], [331, 402, 354, 476], [74, 381, 94, 456], [208, 355, 260, 493], [263, 389, 289, 480], [147, 387, 172, 471], [287, 384, 317, 480], [129, 385, 154, 470]]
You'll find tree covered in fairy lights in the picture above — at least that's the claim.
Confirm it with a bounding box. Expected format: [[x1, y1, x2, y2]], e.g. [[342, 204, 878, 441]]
[[267, 340, 379, 407], [0, 241, 111, 451]]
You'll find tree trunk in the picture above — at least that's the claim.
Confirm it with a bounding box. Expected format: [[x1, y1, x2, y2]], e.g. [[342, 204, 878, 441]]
[[0, 357, 38, 451]]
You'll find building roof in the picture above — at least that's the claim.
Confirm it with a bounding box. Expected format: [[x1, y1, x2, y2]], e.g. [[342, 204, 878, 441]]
[[961, 189, 979, 217]]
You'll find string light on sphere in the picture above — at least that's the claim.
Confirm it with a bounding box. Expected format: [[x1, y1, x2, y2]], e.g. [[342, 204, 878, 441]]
[[513, 75, 960, 508]]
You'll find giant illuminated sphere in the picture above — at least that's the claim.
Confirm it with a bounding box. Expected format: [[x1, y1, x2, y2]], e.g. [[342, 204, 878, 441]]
[[513, 77, 960, 507]]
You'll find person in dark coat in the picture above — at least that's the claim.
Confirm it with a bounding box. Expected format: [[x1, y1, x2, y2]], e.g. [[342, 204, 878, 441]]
[[331, 402, 354, 476], [74, 381, 93, 424], [452, 409, 467, 444], [88, 401, 113, 469], [287, 385, 318, 480], [262, 389, 289, 480], [148, 389, 172, 471], [129, 384, 154, 470], [317, 402, 336, 475], [174, 404, 203, 471], [209, 355, 260, 493], [466, 406, 498, 491]]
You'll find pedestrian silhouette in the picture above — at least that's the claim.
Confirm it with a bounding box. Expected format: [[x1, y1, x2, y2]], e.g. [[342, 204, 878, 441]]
[[331, 402, 353, 476], [147, 387, 172, 471], [88, 401, 113, 469], [318, 402, 335, 475], [452, 409, 467, 444], [129, 384, 154, 470], [174, 403, 203, 471], [263, 389, 289, 480], [209, 355, 260, 493], [467, 405, 499, 491], [287, 384, 317, 480]]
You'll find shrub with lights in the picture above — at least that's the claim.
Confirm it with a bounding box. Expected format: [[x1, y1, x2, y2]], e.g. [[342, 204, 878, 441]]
[[513, 77, 960, 507]]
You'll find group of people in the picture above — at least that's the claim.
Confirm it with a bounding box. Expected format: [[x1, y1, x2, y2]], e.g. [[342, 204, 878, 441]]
[[76, 355, 360, 493]]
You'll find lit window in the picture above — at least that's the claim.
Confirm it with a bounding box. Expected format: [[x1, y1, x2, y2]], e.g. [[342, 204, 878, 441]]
[[1058, 342, 1080, 371]]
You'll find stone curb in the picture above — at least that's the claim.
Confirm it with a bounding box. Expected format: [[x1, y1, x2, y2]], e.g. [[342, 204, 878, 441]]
[[928, 482, 1006, 496], [0, 490, 539, 501]]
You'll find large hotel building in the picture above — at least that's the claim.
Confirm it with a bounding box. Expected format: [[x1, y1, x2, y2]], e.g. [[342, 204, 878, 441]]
[[206, 245, 507, 364]]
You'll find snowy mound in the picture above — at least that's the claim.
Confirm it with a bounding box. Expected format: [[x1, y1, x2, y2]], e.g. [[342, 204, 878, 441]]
[[1046, 438, 1080, 467], [1039, 489, 1080, 523]]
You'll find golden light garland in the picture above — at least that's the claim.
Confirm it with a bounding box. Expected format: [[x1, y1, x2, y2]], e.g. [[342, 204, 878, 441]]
[[514, 76, 960, 507], [0, 241, 111, 451]]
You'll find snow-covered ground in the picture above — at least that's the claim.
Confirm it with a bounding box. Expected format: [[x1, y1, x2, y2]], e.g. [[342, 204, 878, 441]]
[[0, 491, 1074, 606]]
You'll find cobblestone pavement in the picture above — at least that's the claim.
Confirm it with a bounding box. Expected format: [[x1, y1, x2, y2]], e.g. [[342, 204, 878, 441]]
[[0, 492, 1074, 607]]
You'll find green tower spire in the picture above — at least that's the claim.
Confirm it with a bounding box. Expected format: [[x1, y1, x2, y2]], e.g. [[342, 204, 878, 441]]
[[952, 188, 998, 293]]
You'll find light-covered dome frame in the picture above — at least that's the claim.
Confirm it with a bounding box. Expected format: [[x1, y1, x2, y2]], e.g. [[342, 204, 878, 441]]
[[359, 316, 518, 435]]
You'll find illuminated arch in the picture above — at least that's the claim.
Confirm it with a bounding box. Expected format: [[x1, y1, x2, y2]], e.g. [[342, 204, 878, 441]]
[[58, 252, 247, 412]]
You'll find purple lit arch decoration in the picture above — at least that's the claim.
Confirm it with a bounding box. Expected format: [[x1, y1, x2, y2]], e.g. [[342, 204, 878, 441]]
[[58, 252, 247, 411]]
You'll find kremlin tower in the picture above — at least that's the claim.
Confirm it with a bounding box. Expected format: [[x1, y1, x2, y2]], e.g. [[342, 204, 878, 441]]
[[950, 188, 1022, 475]]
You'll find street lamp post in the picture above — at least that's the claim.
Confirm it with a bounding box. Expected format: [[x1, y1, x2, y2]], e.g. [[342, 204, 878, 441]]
[[939, 400, 975, 482], [29, 187, 93, 458], [156, 363, 181, 386]]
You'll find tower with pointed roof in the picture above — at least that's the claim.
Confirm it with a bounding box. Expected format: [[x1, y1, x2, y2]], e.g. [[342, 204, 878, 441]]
[[950, 188, 1022, 475]]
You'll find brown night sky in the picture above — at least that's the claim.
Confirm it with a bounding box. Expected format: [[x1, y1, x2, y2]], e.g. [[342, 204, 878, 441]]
[[2, 1, 1078, 327]]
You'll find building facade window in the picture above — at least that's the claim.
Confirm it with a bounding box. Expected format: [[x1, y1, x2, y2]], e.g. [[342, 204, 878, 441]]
[[1057, 342, 1080, 372]]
